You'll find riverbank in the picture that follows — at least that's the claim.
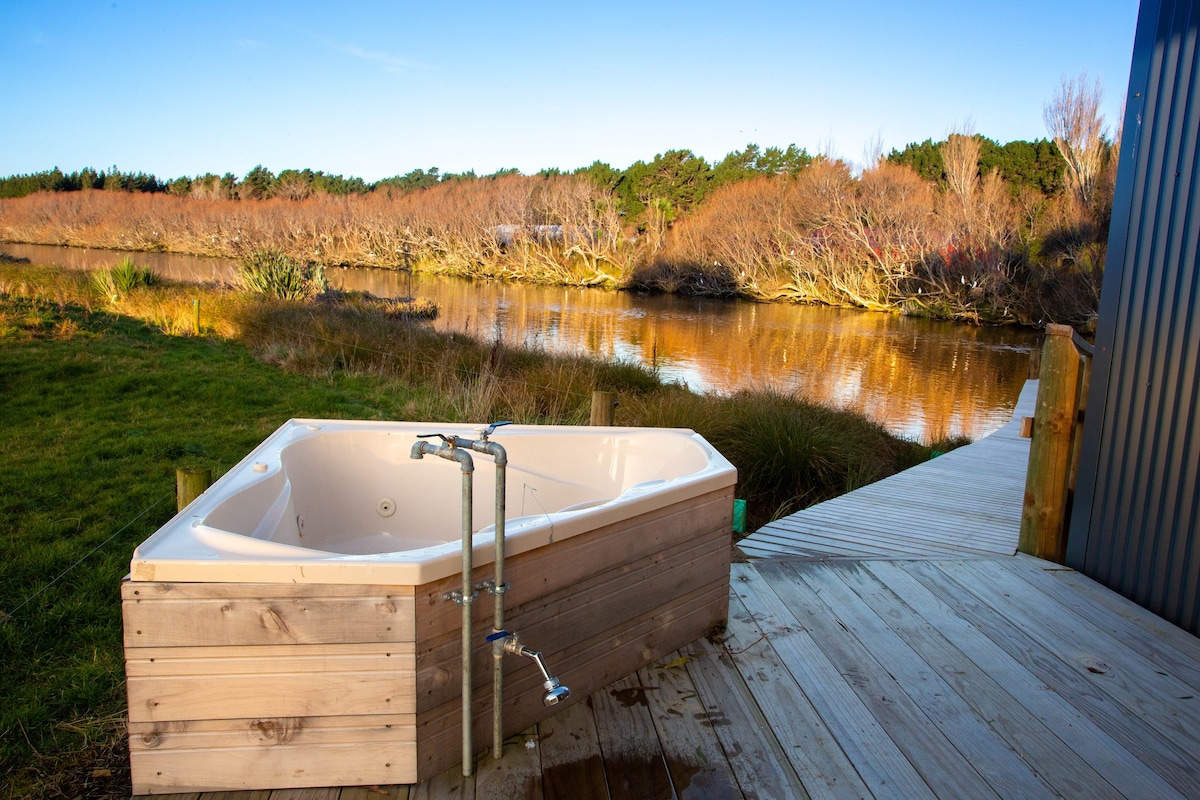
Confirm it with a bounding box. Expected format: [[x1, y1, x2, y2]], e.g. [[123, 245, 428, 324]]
[[0, 263, 959, 797], [1, 241, 1042, 442], [0, 170, 1104, 328]]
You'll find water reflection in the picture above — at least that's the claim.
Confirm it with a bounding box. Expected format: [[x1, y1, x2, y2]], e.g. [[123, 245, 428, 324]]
[[3, 243, 1038, 441]]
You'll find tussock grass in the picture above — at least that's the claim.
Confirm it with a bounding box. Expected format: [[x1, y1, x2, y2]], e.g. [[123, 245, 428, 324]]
[[0, 263, 959, 797]]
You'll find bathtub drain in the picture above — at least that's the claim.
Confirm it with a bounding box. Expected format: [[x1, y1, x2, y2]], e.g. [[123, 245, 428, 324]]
[[376, 498, 397, 517]]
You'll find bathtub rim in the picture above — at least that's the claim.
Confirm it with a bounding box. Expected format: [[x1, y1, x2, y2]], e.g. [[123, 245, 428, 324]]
[[129, 419, 737, 586]]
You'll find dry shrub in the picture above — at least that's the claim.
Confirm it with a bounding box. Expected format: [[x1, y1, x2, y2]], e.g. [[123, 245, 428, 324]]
[[0, 176, 638, 289]]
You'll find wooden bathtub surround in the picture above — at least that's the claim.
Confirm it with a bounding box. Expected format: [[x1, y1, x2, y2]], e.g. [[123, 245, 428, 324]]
[[122, 486, 734, 794]]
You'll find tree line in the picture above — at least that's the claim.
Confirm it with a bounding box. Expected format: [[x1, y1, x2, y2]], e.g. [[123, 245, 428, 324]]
[[0, 76, 1117, 327]]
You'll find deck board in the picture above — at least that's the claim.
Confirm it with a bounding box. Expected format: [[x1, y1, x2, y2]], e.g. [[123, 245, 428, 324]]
[[737, 380, 1038, 561]]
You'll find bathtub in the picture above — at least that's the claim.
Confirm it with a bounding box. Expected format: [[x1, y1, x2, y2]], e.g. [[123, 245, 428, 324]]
[[124, 420, 737, 793]]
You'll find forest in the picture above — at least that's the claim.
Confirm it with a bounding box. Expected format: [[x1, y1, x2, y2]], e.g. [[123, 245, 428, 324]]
[[0, 78, 1116, 328]]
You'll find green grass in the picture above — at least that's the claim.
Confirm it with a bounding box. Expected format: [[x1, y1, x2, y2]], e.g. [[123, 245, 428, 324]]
[[0, 265, 959, 797], [0, 297, 409, 798]]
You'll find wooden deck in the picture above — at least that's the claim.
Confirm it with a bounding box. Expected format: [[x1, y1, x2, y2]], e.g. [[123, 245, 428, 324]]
[[135, 379, 1200, 799], [139, 556, 1200, 800], [737, 380, 1039, 560]]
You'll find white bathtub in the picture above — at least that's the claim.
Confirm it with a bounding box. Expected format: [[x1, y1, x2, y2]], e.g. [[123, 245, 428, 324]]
[[130, 420, 737, 586]]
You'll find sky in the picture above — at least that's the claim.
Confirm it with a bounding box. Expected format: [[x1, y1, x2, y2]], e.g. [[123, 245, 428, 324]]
[[2, 1, 1141, 183]]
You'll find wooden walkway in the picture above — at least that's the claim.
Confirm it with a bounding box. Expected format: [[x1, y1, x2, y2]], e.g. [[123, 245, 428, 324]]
[[141, 556, 1200, 800], [737, 380, 1039, 560], [136, 379, 1200, 799]]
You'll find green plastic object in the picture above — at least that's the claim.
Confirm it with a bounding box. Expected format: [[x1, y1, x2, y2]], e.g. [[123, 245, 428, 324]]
[[732, 499, 747, 534]]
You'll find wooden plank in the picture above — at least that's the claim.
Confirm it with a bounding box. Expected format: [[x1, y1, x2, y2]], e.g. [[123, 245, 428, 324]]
[[1048, 566, 1200, 662], [123, 582, 418, 601], [407, 766, 474, 800], [695, 598, 857, 800], [126, 642, 417, 677], [729, 564, 935, 800], [863, 559, 1186, 800], [754, 519, 1012, 557], [131, 738, 418, 795], [338, 787, 411, 800], [997, 557, 1200, 689], [472, 726, 543, 800], [680, 640, 812, 800], [903, 560, 1200, 797], [759, 561, 1003, 800], [128, 668, 416, 723], [266, 790, 340, 800], [640, 653, 744, 799], [123, 583, 416, 648], [537, 697, 609, 800], [591, 673, 677, 800], [414, 488, 733, 635], [128, 714, 416, 751], [951, 559, 1200, 737], [802, 560, 1119, 799]]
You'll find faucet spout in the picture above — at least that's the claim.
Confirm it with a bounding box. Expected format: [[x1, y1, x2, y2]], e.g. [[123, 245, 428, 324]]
[[499, 634, 572, 706]]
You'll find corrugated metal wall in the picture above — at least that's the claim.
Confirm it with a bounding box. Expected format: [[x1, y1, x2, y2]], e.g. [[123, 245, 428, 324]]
[[1067, 0, 1200, 634]]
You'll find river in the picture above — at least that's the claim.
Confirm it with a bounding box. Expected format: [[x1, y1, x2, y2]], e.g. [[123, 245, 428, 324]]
[[2, 243, 1040, 441]]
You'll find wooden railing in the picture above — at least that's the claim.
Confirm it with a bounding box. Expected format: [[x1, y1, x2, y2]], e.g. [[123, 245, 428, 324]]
[[1018, 324, 1094, 562]]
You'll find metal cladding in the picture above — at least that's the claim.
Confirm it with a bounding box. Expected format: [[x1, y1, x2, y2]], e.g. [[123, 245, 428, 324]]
[[1068, 0, 1200, 634]]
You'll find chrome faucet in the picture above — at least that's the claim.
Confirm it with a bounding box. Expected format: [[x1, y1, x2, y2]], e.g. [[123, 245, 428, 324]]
[[490, 631, 571, 706]]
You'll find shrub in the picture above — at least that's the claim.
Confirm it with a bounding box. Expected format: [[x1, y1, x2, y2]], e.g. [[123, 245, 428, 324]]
[[236, 248, 327, 300], [91, 256, 159, 301]]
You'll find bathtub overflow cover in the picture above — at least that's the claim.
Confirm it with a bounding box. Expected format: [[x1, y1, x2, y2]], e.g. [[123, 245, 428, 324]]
[[377, 498, 397, 518]]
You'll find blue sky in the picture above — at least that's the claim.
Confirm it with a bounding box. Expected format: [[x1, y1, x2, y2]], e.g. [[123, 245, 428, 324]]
[[2, 1, 1140, 182]]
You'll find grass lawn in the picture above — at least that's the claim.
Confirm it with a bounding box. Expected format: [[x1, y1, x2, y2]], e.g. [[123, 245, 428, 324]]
[[0, 296, 412, 798]]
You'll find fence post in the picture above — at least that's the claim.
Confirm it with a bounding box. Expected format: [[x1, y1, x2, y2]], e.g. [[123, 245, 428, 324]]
[[176, 467, 212, 512], [590, 391, 617, 426], [192, 299, 201, 335], [1018, 324, 1081, 562]]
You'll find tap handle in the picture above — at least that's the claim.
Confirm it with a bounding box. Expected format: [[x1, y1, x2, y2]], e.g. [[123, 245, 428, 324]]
[[416, 432, 452, 444], [486, 630, 511, 642], [479, 421, 512, 439]]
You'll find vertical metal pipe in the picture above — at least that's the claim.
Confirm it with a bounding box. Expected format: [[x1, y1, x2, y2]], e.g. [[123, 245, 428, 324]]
[[460, 466, 473, 777], [492, 460, 506, 759]]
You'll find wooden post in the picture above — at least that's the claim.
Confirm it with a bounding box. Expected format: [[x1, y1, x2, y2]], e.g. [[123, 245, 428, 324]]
[[1019, 324, 1081, 562], [590, 391, 617, 426], [176, 467, 212, 512], [192, 299, 201, 335]]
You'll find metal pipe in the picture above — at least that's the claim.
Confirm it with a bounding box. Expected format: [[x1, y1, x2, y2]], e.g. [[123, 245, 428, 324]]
[[410, 438, 476, 777], [483, 441, 507, 760], [450, 423, 510, 760], [457, 461, 473, 777]]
